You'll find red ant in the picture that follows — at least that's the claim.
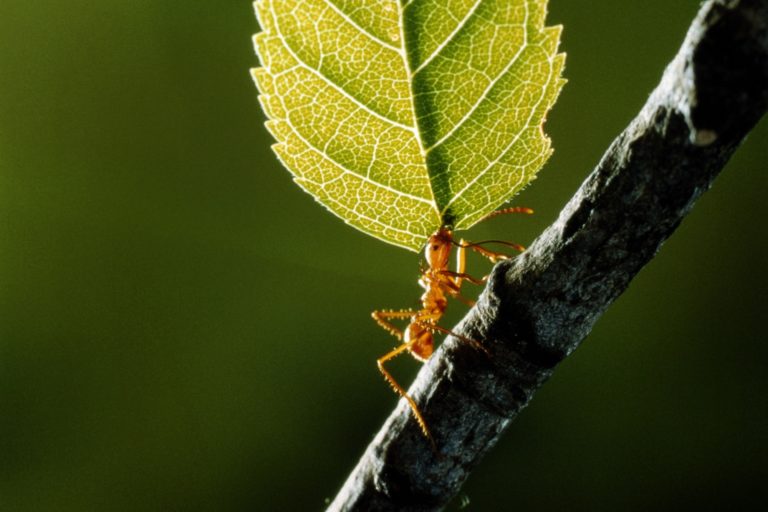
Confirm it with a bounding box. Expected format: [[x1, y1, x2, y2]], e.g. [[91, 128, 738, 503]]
[[371, 207, 533, 441]]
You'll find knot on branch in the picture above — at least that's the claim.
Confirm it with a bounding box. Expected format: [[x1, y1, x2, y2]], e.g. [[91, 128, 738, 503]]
[[661, 0, 768, 146]]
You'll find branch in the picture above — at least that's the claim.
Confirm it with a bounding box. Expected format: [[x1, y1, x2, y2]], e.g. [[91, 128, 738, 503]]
[[328, 1, 768, 510]]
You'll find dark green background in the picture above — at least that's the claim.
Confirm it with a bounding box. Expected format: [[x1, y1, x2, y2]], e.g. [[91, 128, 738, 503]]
[[1, 1, 766, 510]]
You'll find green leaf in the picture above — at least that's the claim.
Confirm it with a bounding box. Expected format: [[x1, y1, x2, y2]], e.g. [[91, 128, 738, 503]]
[[252, 0, 565, 251]]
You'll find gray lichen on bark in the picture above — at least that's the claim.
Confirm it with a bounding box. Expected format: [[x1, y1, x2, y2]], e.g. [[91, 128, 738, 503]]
[[328, 1, 768, 510]]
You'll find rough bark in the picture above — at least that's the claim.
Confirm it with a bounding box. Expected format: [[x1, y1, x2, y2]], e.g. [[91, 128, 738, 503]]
[[328, 1, 768, 510]]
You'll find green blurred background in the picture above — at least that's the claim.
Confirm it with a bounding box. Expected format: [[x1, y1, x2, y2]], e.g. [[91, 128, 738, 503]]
[[1, 1, 766, 510]]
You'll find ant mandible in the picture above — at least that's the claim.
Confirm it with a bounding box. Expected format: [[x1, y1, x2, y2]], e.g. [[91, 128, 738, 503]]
[[371, 206, 533, 441]]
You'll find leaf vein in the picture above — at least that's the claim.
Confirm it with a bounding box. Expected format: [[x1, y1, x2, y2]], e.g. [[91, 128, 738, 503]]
[[441, 53, 555, 214], [279, 114, 434, 206], [321, 185, 425, 237], [413, 0, 484, 75], [323, 0, 402, 53], [425, 2, 529, 153], [270, 7, 416, 133]]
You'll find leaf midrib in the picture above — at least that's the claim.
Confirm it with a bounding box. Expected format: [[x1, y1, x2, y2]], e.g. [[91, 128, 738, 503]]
[[410, 0, 485, 75], [424, 4, 530, 154]]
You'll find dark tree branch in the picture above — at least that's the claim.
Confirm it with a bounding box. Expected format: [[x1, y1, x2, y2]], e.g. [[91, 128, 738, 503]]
[[328, 1, 768, 510]]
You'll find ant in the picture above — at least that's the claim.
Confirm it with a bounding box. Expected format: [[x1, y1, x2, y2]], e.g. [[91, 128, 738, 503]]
[[371, 206, 533, 441]]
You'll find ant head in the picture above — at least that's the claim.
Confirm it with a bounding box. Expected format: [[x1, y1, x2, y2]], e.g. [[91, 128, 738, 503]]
[[424, 227, 453, 269]]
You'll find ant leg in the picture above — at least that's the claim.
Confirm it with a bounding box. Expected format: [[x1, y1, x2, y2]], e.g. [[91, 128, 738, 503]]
[[377, 341, 434, 444], [432, 275, 477, 307], [478, 206, 534, 222], [452, 238, 525, 264], [442, 241, 482, 306], [469, 244, 512, 264], [462, 240, 526, 263], [373, 310, 437, 443], [371, 309, 415, 340], [445, 288, 476, 307], [457, 207, 532, 263], [438, 269, 485, 286], [416, 321, 491, 357], [454, 239, 468, 288]]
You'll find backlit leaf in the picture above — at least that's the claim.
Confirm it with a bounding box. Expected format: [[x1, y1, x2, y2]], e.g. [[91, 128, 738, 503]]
[[252, 0, 565, 251]]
